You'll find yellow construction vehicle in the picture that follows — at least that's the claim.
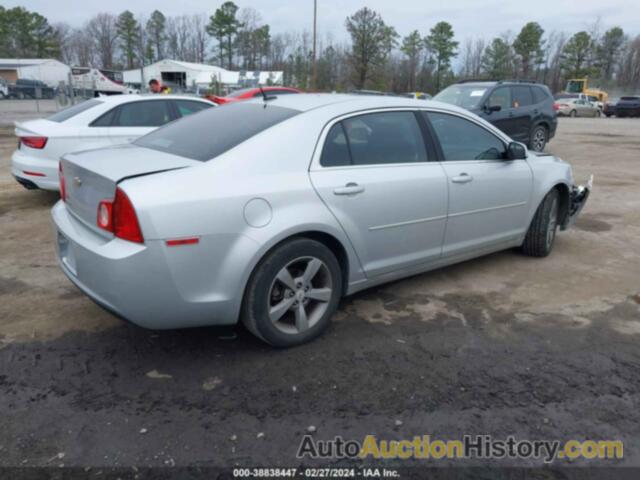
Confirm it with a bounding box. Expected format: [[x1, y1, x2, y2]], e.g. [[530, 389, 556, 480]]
[[564, 78, 608, 104]]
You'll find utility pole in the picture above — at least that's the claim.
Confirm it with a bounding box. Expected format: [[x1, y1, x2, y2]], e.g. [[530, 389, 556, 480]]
[[311, 0, 317, 91]]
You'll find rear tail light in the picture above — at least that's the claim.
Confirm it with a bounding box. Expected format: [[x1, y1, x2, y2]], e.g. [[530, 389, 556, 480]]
[[96, 187, 144, 243], [59, 162, 66, 201], [20, 136, 48, 149], [552, 103, 560, 111]]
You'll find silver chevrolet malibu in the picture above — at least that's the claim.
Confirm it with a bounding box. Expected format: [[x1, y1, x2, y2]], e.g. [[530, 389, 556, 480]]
[[52, 94, 590, 347]]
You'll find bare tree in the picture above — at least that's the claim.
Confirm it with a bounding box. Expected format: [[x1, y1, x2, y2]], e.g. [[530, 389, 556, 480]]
[[190, 14, 210, 64], [87, 13, 119, 68], [460, 38, 485, 78]]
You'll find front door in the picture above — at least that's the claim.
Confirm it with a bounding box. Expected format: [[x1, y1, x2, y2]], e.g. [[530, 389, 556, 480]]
[[310, 111, 449, 278], [424, 111, 533, 257]]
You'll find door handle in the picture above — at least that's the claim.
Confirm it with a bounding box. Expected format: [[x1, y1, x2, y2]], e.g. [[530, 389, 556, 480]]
[[451, 173, 473, 184], [333, 182, 365, 196]]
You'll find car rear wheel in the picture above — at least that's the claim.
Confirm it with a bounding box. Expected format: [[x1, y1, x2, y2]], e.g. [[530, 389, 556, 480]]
[[528, 125, 548, 152], [522, 189, 560, 257], [569, 110, 577, 118], [241, 238, 343, 347]]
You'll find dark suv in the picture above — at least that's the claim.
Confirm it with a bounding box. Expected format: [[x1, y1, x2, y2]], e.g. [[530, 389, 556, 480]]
[[433, 80, 557, 152]]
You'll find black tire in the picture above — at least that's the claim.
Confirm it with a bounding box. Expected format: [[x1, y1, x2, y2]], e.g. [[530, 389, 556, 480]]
[[241, 238, 343, 347], [522, 189, 560, 257], [528, 125, 548, 152], [569, 110, 577, 118]]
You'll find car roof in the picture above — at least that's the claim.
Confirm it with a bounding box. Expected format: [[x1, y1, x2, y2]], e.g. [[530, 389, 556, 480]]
[[95, 94, 214, 105], [244, 93, 473, 118]]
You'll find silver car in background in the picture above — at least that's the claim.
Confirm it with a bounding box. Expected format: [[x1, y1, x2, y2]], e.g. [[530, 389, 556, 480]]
[[555, 98, 601, 117], [52, 95, 590, 347]]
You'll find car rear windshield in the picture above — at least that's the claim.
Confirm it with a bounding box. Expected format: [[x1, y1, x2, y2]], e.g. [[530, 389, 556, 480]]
[[47, 99, 103, 123], [433, 85, 489, 109], [135, 102, 300, 161]]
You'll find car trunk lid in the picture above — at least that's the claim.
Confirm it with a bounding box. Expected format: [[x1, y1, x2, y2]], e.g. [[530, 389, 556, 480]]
[[61, 143, 199, 234]]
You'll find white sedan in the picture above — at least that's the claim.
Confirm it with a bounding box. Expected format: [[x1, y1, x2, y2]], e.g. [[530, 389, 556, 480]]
[[11, 94, 215, 191]]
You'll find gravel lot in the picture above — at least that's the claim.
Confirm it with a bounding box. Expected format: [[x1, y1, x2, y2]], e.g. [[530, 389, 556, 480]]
[[0, 116, 639, 473]]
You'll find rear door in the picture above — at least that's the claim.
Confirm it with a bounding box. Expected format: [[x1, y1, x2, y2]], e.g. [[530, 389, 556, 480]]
[[108, 99, 175, 145], [424, 111, 533, 257], [310, 110, 448, 278], [509, 86, 534, 141]]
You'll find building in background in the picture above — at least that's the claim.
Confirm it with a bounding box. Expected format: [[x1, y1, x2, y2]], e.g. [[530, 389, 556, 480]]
[[122, 59, 284, 93], [0, 59, 71, 86]]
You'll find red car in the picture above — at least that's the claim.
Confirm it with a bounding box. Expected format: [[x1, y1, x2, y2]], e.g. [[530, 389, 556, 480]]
[[206, 87, 301, 105]]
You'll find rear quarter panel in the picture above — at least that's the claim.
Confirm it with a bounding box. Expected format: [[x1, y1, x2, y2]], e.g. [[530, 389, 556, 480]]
[[121, 110, 366, 320]]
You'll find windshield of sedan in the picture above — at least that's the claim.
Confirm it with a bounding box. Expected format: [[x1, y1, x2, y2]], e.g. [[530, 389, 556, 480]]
[[135, 102, 300, 161], [433, 85, 488, 109]]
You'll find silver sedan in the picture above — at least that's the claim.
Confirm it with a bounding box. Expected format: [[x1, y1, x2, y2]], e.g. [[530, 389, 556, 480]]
[[52, 95, 591, 347]]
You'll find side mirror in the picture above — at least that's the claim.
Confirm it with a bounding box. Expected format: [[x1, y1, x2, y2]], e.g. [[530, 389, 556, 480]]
[[507, 142, 527, 160], [484, 104, 501, 114]]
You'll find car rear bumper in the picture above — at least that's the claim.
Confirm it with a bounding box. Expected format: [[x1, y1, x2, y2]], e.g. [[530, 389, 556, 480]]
[[51, 201, 241, 329], [11, 149, 59, 190]]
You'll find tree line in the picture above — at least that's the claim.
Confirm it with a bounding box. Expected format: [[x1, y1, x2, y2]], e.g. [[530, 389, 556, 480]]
[[1, 3, 639, 94]]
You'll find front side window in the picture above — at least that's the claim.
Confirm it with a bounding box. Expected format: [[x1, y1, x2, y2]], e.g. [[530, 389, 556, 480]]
[[113, 100, 173, 127], [426, 112, 506, 161], [487, 87, 511, 110], [341, 112, 427, 165]]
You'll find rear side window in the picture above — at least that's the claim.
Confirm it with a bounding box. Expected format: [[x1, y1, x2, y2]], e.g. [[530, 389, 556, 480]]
[[426, 112, 506, 161], [532, 86, 550, 104], [174, 100, 213, 117], [48, 99, 103, 123], [341, 112, 427, 165], [135, 102, 300, 161], [511, 86, 533, 108], [320, 123, 351, 167], [90, 108, 116, 127], [113, 100, 173, 127]]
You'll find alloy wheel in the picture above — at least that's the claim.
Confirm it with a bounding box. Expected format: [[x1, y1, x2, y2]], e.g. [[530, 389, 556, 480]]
[[267, 256, 333, 334], [532, 128, 546, 152]]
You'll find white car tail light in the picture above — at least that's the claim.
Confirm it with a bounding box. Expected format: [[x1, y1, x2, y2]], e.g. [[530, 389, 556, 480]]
[[20, 136, 48, 149]]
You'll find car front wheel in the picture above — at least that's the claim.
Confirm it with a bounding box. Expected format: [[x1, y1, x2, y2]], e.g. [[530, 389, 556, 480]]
[[529, 125, 548, 152], [522, 189, 560, 257], [241, 238, 343, 347]]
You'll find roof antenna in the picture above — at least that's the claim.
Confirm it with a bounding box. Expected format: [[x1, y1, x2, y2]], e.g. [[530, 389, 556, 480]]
[[259, 85, 275, 107], [260, 85, 268, 107]]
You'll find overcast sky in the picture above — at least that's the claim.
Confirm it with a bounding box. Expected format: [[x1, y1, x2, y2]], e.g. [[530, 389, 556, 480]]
[[8, 0, 639, 42]]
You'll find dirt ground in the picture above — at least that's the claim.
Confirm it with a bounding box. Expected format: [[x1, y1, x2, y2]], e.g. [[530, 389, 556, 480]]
[[0, 116, 639, 474]]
